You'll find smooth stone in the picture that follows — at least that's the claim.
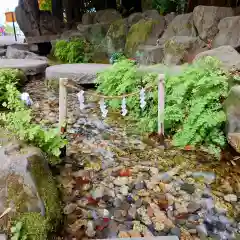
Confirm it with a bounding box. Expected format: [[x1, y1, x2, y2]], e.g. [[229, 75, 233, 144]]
[[180, 183, 195, 194], [63, 203, 77, 215], [224, 194, 238, 203], [170, 227, 181, 237], [113, 177, 129, 186], [187, 202, 201, 213], [196, 224, 208, 237]]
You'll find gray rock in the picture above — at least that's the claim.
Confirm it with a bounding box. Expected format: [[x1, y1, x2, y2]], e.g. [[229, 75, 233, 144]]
[[0, 49, 6, 57], [213, 16, 240, 48], [196, 224, 208, 237], [180, 183, 195, 194], [194, 45, 240, 71], [6, 46, 47, 61], [164, 12, 176, 26], [113, 177, 129, 186], [143, 10, 162, 21], [159, 13, 196, 44], [92, 186, 105, 199], [137, 45, 164, 65], [93, 9, 122, 24], [128, 13, 143, 26], [63, 203, 77, 215], [187, 202, 201, 213], [193, 6, 234, 41], [82, 12, 94, 25], [45, 64, 111, 85], [128, 205, 137, 219], [170, 227, 181, 237], [0, 59, 47, 76]]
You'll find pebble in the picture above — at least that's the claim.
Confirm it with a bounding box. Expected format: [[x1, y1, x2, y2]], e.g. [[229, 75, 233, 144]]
[[118, 231, 130, 238], [120, 185, 129, 196], [224, 194, 238, 203], [181, 183, 195, 194], [170, 227, 181, 237], [187, 202, 201, 213], [114, 177, 129, 186], [196, 224, 208, 237], [63, 203, 77, 215], [85, 221, 96, 237]]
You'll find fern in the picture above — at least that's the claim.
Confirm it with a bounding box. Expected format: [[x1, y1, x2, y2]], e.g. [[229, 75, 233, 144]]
[[96, 57, 229, 157]]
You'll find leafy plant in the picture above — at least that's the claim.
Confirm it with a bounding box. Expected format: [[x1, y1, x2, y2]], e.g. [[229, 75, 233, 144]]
[[0, 79, 67, 163], [96, 57, 229, 157], [153, 0, 187, 14], [109, 52, 126, 64], [11, 221, 27, 240], [54, 38, 93, 63]]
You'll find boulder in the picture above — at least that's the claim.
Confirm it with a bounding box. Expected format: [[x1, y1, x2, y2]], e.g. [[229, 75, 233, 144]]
[[128, 13, 144, 26], [164, 12, 176, 26], [0, 130, 61, 238], [193, 6, 234, 41], [45, 63, 111, 86], [212, 16, 240, 48], [39, 11, 62, 35], [0, 59, 48, 76], [224, 85, 240, 153], [82, 12, 94, 25], [137, 45, 164, 65], [159, 13, 196, 44], [163, 36, 200, 65], [106, 19, 128, 55], [143, 10, 162, 21], [194, 45, 240, 70], [0, 49, 6, 57], [125, 18, 165, 56], [6, 46, 47, 61], [93, 9, 122, 24]]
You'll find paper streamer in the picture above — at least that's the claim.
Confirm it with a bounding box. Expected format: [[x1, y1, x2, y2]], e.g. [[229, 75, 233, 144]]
[[140, 88, 146, 109], [77, 90, 85, 110], [99, 98, 108, 118], [121, 97, 128, 116], [20, 92, 33, 106]]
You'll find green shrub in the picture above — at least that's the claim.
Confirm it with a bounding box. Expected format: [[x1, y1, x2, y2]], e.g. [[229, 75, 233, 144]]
[[153, 0, 187, 14], [54, 38, 93, 63], [0, 74, 67, 163], [96, 57, 229, 157], [0, 69, 25, 104]]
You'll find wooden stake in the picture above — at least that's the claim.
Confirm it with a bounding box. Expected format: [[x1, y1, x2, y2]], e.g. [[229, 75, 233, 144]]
[[59, 78, 68, 158], [158, 74, 165, 136]]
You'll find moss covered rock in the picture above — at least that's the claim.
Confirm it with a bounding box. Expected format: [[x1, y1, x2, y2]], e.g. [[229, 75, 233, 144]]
[[125, 19, 155, 56], [0, 130, 61, 240], [106, 19, 128, 55]]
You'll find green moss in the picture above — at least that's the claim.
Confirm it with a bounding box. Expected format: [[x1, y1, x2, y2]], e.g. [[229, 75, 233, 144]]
[[125, 19, 155, 56], [107, 19, 127, 39], [7, 153, 62, 240], [164, 39, 186, 55]]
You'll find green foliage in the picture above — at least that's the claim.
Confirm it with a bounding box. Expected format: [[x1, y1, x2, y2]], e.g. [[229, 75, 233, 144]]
[[110, 52, 126, 64], [0, 71, 67, 162], [0, 69, 24, 104], [11, 221, 27, 240], [54, 38, 93, 63], [96, 57, 229, 157], [153, 0, 187, 14]]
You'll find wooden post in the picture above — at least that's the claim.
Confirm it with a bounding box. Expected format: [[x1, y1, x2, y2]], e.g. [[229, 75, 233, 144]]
[[158, 74, 165, 136], [59, 78, 68, 158]]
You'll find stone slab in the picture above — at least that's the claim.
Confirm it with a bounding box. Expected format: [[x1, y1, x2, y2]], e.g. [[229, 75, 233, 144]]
[[0, 59, 48, 76], [45, 63, 111, 84]]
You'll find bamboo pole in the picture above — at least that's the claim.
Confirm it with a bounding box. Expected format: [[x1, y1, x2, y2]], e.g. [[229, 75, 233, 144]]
[[59, 78, 68, 157], [158, 74, 165, 136]]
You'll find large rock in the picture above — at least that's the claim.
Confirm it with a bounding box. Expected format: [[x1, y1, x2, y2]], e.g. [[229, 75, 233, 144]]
[[163, 36, 200, 65], [45, 63, 111, 85], [212, 16, 240, 48], [164, 12, 176, 26], [0, 59, 48, 75], [193, 6, 234, 41], [159, 13, 196, 44], [143, 10, 162, 21], [106, 19, 128, 55], [128, 13, 144, 26], [125, 18, 165, 56], [82, 12, 94, 25], [6, 46, 47, 61], [0, 130, 61, 238], [93, 9, 122, 24], [137, 45, 164, 65], [194, 45, 240, 70], [224, 85, 240, 153]]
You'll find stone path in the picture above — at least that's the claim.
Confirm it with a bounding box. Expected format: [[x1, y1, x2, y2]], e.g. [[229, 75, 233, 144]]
[[0, 59, 47, 75], [24, 80, 240, 240]]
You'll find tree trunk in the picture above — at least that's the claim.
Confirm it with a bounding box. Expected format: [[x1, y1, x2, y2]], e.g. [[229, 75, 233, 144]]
[[52, 0, 63, 22]]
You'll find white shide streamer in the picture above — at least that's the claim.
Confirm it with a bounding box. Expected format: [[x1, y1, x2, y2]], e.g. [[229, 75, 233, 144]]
[[20, 92, 33, 106], [140, 88, 146, 109], [121, 97, 128, 116], [99, 98, 108, 118], [77, 90, 85, 110]]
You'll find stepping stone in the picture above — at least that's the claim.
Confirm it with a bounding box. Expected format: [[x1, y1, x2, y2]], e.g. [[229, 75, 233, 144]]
[[45, 63, 111, 85], [0, 59, 47, 76]]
